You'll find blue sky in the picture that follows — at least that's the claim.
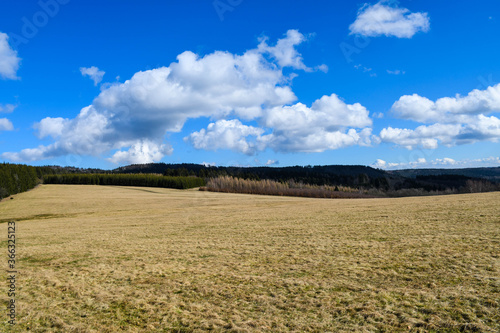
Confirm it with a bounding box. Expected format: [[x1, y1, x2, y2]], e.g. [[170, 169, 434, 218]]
[[0, 0, 499, 170]]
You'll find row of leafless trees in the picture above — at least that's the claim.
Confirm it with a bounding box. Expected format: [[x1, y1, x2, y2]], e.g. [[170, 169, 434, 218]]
[[464, 179, 500, 193], [356, 179, 500, 197], [201, 176, 500, 199], [202, 176, 370, 198]]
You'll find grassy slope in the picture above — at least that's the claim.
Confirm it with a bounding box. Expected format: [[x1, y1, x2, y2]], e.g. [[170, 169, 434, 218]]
[[0, 185, 499, 332]]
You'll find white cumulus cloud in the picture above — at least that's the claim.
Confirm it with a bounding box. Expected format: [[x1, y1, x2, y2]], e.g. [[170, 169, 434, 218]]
[[349, 1, 430, 38], [260, 94, 374, 152], [3, 29, 379, 164], [381, 84, 500, 149], [258, 29, 311, 71], [0, 118, 14, 131], [185, 119, 266, 155], [264, 94, 372, 131], [380, 124, 461, 149], [1, 30, 317, 163], [265, 128, 374, 153], [186, 93, 376, 154], [108, 140, 173, 164], [80, 66, 105, 86], [34, 117, 70, 139], [0, 32, 21, 80], [391, 84, 500, 123]]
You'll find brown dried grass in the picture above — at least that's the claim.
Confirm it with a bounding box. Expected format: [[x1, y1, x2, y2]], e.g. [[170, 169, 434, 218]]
[[0, 185, 498, 332]]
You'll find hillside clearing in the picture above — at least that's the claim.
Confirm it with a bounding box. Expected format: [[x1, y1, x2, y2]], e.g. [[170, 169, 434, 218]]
[[0, 185, 499, 332]]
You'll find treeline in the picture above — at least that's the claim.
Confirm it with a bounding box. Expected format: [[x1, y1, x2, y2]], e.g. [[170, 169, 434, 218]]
[[2, 162, 499, 200], [43, 173, 205, 189], [0, 163, 114, 199], [39, 163, 500, 196], [0, 163, 206, 199], [116, 163, 392, 189], [390, 167, 500, 182], [0, 163, 40, 199], [203, 176, 369, 199]]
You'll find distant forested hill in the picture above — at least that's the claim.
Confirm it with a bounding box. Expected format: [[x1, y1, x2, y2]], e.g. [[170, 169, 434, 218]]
[[114, 163, 394, 189], [389, 167, 500, 182], [112, 163, 500, 193]]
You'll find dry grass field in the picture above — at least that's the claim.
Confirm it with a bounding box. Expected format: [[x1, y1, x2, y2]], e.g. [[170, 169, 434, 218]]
[[0, 185, 499, 332]]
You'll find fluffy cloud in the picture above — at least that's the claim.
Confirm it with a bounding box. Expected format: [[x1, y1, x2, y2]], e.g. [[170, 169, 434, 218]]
[[391, 84, 500, 123], [264, 94, 372, 131], [3, 29, 376, 164], [0, 118, 14, 131], [34, 117, 70, 139], [381, 84, 500, 149], [108, 140, 173, 164], [1, 30, 315, 163], [258, 29, 310, 70], [0, 32, 21, 80], [186, 119, 265, 155], [2, 145, 51, 162], [380, 124, 462, 149], [349, 1, 430, 38], [0, 33, 19, 133], [459, 114, 500, 142], [265, 128, 374, 153], [5, 106, 111, 162], [261, 94, 374, 152], [80, 66, 105, 86], [186, 93, 375, 154], [93, 49, 295, 125]]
